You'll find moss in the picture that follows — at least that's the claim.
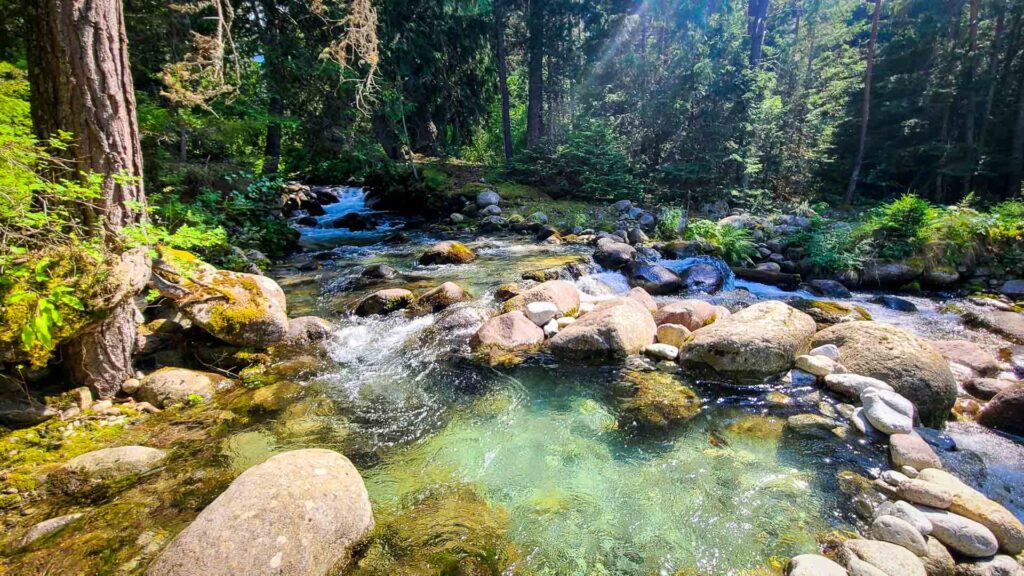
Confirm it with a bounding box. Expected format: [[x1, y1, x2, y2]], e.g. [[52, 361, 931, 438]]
[[724, 414, 785, 440], [446, 242, 476, 264], [793, 300, 872, 328], [351, 483, 522, 576], [618, 371, 702, 427]]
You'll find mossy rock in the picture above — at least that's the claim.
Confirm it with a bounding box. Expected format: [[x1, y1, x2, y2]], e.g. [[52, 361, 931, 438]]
[[419, 241, 477, 265], [724, 414, 786, 440], [351, 483, 521, 576], [792, 299, 872, 329], [618, 371, 702, 427]]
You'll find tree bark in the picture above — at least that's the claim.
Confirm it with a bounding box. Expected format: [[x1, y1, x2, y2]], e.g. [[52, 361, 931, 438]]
[[260, 0, 284, 176], [1011, 67, 1024, 196], [28, 0, 145, 234], [27, 0, 147, 398], [963, 0, 980, 196], [844, 0, 882, 206], [495, 0, 513, 161], [263, 94, 283, 175], [526, 0, 545, 148], [749, 0, 771, 66]]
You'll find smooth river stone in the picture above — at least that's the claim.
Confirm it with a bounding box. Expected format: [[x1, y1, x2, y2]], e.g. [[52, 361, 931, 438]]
[[809, 343, 840, 360], [843, 539, 926, 576], [952, 555, 1024, 576], [824, 373, 894, 398], [795, 354, 837, 377], [788, 554, 849, 576], [916, 468, 1024, 555], [876, 500, 933, 535], [889, 432, 943, 470], [916, 507, 999, 557], [869, 515, 928, 555], [898, 479, 954, 509], [920, 537, 955, 576], [861, 390, 913, 435]]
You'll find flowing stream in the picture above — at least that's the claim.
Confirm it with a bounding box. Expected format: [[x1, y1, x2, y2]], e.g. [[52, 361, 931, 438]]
[[237, 189, 1024, 575]]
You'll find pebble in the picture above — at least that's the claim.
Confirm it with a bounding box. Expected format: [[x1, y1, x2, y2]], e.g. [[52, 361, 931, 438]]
[[525, 301, 559, 326], [543, 319, 559, 338], [795, 354, 837, 377], [809, 343, 840, 361], [643, 343, 679, 361]]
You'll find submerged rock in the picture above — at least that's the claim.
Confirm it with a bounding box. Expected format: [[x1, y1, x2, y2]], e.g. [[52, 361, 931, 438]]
[[679, 263, 725, 293], [679, 301, 817, 381], [548, 297, 656, 361], [871, 295, 918, 312], [811, 322, 957, 427], [624, 262, 681, 295], [146, 449, 372, 576], [419, 241, 477, 265], [618, 371, 701, 427]]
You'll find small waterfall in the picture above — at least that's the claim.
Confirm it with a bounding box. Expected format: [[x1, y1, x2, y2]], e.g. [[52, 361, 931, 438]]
[[658, 255, 736, 291], [294, 186, 404, 249]]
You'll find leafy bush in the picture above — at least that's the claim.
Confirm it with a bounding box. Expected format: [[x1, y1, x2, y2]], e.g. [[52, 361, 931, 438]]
[[511, 119, 641, 201], [655, 208, 684, 240], [858, 194, 935, 260], [683, 219, 757, 265], [795, 220, 871, 274]]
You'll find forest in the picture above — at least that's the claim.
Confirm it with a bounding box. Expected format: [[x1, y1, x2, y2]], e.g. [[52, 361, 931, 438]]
[[1, 1, 1024, 575]]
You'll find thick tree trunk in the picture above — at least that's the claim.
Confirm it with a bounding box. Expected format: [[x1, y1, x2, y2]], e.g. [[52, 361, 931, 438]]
[[977, 4, 1005, 170], [263, 94, 283, 175], [526, 0, 545, 148], [844, 0, 882, 206], [749, 0, 771, 66], [1011, 69, 1024, 196], [963, 0, 979, 196], [28, 0, 145, 234], [28, 0, 146, 398], [495, 0, 513, 161]]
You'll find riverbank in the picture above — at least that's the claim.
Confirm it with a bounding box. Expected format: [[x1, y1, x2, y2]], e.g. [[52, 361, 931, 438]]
[[1, 184, 1023, 575]]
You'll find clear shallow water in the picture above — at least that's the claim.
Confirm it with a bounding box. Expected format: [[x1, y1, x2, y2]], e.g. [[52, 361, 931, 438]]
[[263, 189, 1022, 574]]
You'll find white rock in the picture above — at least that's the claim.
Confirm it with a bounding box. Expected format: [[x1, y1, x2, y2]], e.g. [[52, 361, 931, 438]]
[[824, 373, 895, 398], [877, 500, 933, 535], [862, 388, 915, 418], [881, 470, 910, 486], [18, 513, 84, 548], [578, 302, 596, 315], [900, 466, 919, 478], [850, 407, 881, 436], [809, 343, 840, 361], [861, 389, 914, 435], [788, 554, 848, 576], [795, 354, 837, 377], [525, 301, 559, 326], [643, 343, 679, 361], [556, 317, 576, 329], [543, 319, 559, 338]]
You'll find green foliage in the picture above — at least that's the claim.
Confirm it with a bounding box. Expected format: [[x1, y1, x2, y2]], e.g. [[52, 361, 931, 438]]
[[656, 208, 684, 240], [858, 194, 935, 260], [794, 220, 871, 274], [512, 119, 641, 201], [683, 220, 757, 265]]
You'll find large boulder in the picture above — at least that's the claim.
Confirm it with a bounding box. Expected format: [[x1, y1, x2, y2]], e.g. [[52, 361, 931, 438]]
[[964, 310, 1024, 344], [679, 301, 817, 381], [918, 468, 1024, 555], [977, 383, 1024, 436], [811, 322, 957, 427], [842, 539, 926, 576], [470, 311, 545, 351], [502, 280, 580, 316], [151, 249, 289, 348], [594, 238, 636, 270], [137, 367, 235, 408], [49, 446, 166, 496], [418, 241, 477, 265], [548, 298, 656, 361], [618, 371, 701, 427], [145, 449, 373, 576], [653, 300, 719, 331], [624, 262, 682, 295]]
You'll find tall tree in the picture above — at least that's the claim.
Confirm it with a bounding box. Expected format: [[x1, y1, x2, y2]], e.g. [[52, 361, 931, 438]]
[[27, 0, 147, 397], [1011, 63, 1024, 195], [495, 0, 514, 161], [526, 0, 545, 148], [963, 0, 980, 195], [749, 0, 771, 66], [844, 0, 883, 206]]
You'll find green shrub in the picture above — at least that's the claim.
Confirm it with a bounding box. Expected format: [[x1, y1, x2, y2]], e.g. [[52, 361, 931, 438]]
[[858, 194, 935, 260], [683, 219, 757, 265], [656, 208, 684, 240], [511, 118, 641, 201], [795, 221, 871, 274]]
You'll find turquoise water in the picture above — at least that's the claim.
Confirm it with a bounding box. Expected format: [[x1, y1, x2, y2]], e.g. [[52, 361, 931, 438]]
[[265, 191, 886, 575]]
